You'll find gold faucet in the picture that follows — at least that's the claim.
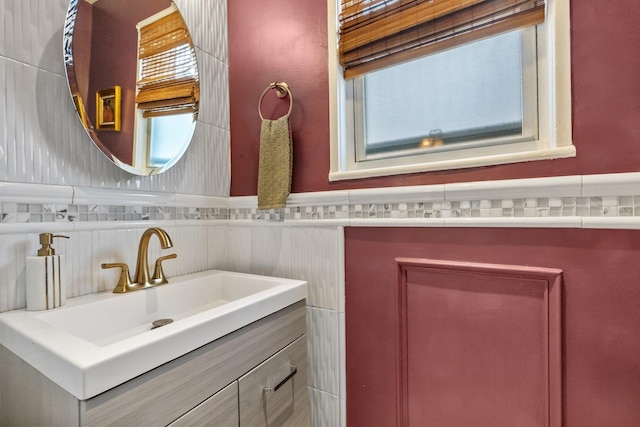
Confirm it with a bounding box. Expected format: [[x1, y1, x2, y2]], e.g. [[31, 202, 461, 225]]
[[102, 227, 177, 293]]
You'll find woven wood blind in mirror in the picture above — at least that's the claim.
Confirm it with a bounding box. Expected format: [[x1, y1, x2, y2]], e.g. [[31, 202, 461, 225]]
[[136, 10, 200, 119]]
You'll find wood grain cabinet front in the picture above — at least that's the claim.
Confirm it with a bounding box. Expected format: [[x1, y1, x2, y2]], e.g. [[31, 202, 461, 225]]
[[239, 335, 309, 427], [0, 301, 308, 427], [168, 381, 239, 427]]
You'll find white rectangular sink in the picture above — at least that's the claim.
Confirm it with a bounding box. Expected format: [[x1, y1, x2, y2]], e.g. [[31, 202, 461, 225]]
[[0, 270, 307, 400]]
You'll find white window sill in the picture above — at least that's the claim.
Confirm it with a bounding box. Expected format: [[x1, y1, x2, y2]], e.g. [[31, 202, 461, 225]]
[[329, 145, 576, 182]]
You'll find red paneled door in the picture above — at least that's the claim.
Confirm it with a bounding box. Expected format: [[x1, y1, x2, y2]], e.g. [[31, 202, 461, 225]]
[[346, 227, 640, 426]]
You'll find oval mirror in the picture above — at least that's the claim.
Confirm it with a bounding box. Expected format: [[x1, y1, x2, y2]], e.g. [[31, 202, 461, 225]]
[[63, 0, 199, 175]]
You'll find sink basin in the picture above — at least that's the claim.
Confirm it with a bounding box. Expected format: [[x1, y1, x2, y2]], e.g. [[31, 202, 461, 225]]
[[0, 270, 307, 400], [38, 271, 300, 347]]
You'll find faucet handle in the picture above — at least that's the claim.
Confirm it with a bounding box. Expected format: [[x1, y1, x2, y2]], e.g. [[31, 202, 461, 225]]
[[152, 254, 177, 283], [102, 263, 133, 293]]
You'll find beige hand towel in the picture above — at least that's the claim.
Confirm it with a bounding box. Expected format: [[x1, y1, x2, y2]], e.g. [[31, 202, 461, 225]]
[[257, 115, 292, 210]]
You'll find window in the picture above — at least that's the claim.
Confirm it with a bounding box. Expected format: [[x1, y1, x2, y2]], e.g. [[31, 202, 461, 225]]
[[132, 5, 199, 172], [328, 0, 573, 181]]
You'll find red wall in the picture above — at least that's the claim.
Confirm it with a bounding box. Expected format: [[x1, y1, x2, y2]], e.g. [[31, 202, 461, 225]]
[[345, 227, 640, 426], [88, 2, 137, 164], [228, 1, 640, 195], [71, 1, 92, 101], [228, 0, 330, 194], [228, 3, 640, 423], [74, 0, 170, 165]]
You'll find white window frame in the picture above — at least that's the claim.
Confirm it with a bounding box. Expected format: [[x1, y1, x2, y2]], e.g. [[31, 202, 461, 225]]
[[328, 0, 574, 181]]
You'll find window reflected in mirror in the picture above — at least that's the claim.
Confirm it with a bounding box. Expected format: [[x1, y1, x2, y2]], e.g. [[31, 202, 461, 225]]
[[148, 114, 194, 167]]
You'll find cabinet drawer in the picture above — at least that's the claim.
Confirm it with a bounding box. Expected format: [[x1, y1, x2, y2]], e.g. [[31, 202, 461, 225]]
[[168, 381, 239, 427], [238, 335, 309, 427]]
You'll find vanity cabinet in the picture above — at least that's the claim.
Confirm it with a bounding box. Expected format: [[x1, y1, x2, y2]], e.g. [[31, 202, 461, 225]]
[[1, 300, 308, 426], [168, 381, 239, 426], [239, 335, 309, 427]]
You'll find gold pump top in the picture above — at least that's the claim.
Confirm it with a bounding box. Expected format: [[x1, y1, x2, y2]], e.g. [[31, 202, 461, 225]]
[[37, 233, 70, 256]]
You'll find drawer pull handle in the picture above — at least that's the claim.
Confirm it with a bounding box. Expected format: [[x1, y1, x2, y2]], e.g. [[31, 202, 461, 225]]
[[264, 365, 298, 394]]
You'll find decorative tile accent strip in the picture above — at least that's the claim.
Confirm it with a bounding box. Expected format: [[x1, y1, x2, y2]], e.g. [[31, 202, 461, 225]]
[[227, 196, 640, 221], [0, 203, 228, 224], [5, 173, 640, 230], [2, 195, 640, 227]]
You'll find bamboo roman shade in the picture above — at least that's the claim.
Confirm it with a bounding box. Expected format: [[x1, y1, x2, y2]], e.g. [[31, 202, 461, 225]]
[[136, 10, 199, 118], [339, 0, 545, 78]]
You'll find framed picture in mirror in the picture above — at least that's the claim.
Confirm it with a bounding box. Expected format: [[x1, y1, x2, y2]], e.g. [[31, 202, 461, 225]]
[[96, 86, 121, 131]]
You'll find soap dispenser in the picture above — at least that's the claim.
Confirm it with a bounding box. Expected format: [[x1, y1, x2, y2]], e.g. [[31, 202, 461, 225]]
[[26, 233, 70, 311]]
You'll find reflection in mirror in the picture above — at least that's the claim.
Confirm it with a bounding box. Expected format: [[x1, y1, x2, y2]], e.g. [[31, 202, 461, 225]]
[[64, 0, 199, 175]]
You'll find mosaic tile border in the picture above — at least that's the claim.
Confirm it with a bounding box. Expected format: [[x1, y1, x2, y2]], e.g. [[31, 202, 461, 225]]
[[0, 203, 228, 224], [4, 172, 640, 230], [229, 196, 640, 221], [1, 196, 640, 226]]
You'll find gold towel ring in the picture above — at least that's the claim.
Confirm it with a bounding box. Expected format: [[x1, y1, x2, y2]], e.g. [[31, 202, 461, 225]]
[[258, 82, 293, 120]]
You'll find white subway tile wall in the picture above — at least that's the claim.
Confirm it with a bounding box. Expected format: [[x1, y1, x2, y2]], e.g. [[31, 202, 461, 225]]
[[222, 224, 345, 425], [225, 226, 254, 274], [309, 387, 341, 427], [0, 235, 29, 312], [307, 307, 341, 395], [290, 227, 342, 310], [250, 226, 291, 278]]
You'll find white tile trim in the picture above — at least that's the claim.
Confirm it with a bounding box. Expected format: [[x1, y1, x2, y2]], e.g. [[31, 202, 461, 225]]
[[582, 172, 640, 196], [349, 184, 444, 204], [72, 220, 177, 231], [228, 196, 256, 209], [174, 219, 225, 227], [338, 312, 346, 400], [225, 219, 346, 228], [284, 219, 349, 227], [289, 191, 351, 207], [228, 192, 352, 209], [582, 217, 640, 229], [443, 216, 583, 228], [174, 194, 228, 208], [337, 227, 346, 314], [73, 187, 175, 206], [445, 175, 582, 200], [0, 182, 73, 204], [0, 222, 75, 235], [349, 218, 446, 227]]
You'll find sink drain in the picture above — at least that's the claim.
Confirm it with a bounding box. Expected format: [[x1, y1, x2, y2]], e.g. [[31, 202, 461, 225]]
[[151, 318, 173, 330]]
